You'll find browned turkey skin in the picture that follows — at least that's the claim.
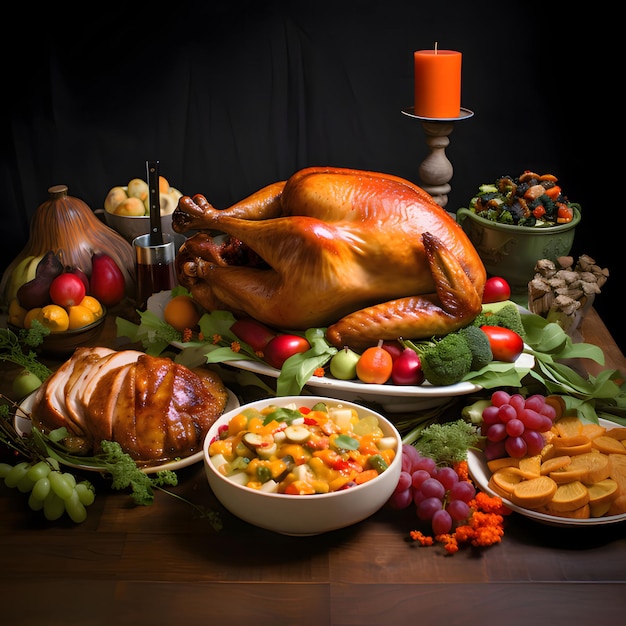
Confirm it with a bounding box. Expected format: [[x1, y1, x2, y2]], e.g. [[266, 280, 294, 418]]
[[30, 348, 229, 467], [173, 166, 486, 351]]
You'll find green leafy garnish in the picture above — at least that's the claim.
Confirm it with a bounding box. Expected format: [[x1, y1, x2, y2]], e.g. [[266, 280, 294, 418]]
[[262, 407, 305, 426], [406, 419, 481, 465], [276, 327, 337, 395], [519, 313, 626, 425], [116, 311, 182, 356], [333, 434, 360, 451], [0, 325, 53, 382]]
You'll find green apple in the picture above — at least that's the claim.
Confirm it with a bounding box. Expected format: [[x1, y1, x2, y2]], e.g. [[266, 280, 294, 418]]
[[12, 369, 43, 400], [329, 346, 361, 380]]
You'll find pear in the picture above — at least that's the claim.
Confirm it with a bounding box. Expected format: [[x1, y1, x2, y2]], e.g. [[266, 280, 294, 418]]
[[127, 178, 149, 202], [104, 186, 129, 214], [16, 251, 63, 310], [158, 192, 177, 216], [142, 191, 178, 216], [114, 197, 146, 216], [329, 346, 361, 380]]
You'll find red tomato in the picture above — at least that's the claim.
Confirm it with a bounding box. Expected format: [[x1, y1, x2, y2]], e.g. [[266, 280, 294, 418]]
[[482, 277, 511, 304], [231, 318, 277, 353], [49, 273, 86, 307], [263, 334, 310, 369], [480, 326, 524, 362]]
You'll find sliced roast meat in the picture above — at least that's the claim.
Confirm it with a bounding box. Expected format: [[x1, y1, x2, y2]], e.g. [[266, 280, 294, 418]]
[[29, 348, 229, 466]]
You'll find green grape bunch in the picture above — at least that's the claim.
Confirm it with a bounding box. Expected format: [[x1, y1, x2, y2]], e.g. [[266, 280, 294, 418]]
[[0, 457, 95, 523]]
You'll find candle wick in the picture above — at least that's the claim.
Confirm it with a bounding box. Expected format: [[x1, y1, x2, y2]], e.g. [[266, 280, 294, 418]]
[[434, 41, 438, 54]]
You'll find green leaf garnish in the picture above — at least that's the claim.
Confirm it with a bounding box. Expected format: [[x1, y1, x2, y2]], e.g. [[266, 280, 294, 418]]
[[333, 434, 360, 450], [262, 407, 303, 425]]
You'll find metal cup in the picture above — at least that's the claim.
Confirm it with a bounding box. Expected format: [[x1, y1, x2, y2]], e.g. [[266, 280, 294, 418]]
[[133, 233, 183, 309]]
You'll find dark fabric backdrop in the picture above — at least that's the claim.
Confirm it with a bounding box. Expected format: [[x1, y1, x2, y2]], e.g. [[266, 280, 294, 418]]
[[2, 1, 622, 351]]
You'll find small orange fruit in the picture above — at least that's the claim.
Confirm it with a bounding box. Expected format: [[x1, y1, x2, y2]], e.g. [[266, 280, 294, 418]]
[[355, 341, 393, 384], [40, 304, 70, 333], [24, 308, 43, 329], [79, 295, 104, 319], [68, 305, 96, 330], [163, 295, 201, 332]]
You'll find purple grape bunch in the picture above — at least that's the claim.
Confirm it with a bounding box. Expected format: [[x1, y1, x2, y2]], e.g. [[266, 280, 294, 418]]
[[481, 390, 557, 461], [388, 445, 476, 535]]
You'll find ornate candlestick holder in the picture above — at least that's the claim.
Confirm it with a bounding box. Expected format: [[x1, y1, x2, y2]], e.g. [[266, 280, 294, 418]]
[[401, 107, 474, 208]]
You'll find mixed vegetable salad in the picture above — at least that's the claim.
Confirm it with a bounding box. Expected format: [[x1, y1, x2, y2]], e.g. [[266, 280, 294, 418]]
[[463, 171, 580, 227]]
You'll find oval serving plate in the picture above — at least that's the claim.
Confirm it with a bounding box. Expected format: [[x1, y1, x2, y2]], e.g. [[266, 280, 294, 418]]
[[225, 356, 533, 413], [148, 290, 534, 412], [15, 389, 240, 475], [467, 418, 626, 527]]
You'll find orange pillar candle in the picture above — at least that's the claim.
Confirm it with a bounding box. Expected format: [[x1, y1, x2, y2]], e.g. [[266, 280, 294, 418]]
[[413, 48, 462, 118]]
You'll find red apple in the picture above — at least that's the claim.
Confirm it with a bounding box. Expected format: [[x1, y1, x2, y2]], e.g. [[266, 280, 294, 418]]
[[49, 272, 86, 307]]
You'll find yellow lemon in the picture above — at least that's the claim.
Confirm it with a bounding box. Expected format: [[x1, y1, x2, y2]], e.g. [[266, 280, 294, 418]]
[[68, 305, 96, 330], [23, 308, 43, 329], [40, 304, 70, 333], [8, 298, 28, 327], [79, 295, 103, 319]]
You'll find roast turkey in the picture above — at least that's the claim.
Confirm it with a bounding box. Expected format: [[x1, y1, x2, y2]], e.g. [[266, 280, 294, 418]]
[[30, 347, 229, 467], [172, 167, 486, 350]]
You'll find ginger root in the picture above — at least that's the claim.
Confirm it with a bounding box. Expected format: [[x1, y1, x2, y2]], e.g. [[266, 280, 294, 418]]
[[527, 255, 609, 331]]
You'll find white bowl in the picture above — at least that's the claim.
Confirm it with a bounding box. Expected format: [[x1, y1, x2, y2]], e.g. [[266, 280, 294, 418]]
[[203, 395, 402, 535]]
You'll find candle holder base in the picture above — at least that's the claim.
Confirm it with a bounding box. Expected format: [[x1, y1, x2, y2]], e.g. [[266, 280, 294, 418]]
[[401, 107, 474, 208]]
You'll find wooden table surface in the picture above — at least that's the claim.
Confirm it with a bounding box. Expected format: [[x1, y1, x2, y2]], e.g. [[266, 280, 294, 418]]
[[1, 305, 625, 626]]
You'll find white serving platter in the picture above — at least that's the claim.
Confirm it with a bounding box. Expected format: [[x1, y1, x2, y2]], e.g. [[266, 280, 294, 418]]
[[467, 418, 626, 527], [226, 357, 534, 413], [148, 290, 534, 413]]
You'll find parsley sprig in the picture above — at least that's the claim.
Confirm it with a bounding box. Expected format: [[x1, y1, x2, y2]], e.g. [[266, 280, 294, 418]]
[[0, 324, 53, 382]]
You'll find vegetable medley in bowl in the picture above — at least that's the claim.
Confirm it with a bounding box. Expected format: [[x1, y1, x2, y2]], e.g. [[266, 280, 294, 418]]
[[461, 170, 580, 228], [203, 395, 402, 535]]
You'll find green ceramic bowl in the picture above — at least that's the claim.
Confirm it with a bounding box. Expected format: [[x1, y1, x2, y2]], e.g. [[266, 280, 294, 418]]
[[456, 207, 581, 304]]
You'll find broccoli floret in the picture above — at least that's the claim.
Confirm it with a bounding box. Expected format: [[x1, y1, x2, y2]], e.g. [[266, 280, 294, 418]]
[[420, 332, 473, 386], [497, 209, 515, 225], [459, 325, 493, 370], [472, 301, 526, 339]]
